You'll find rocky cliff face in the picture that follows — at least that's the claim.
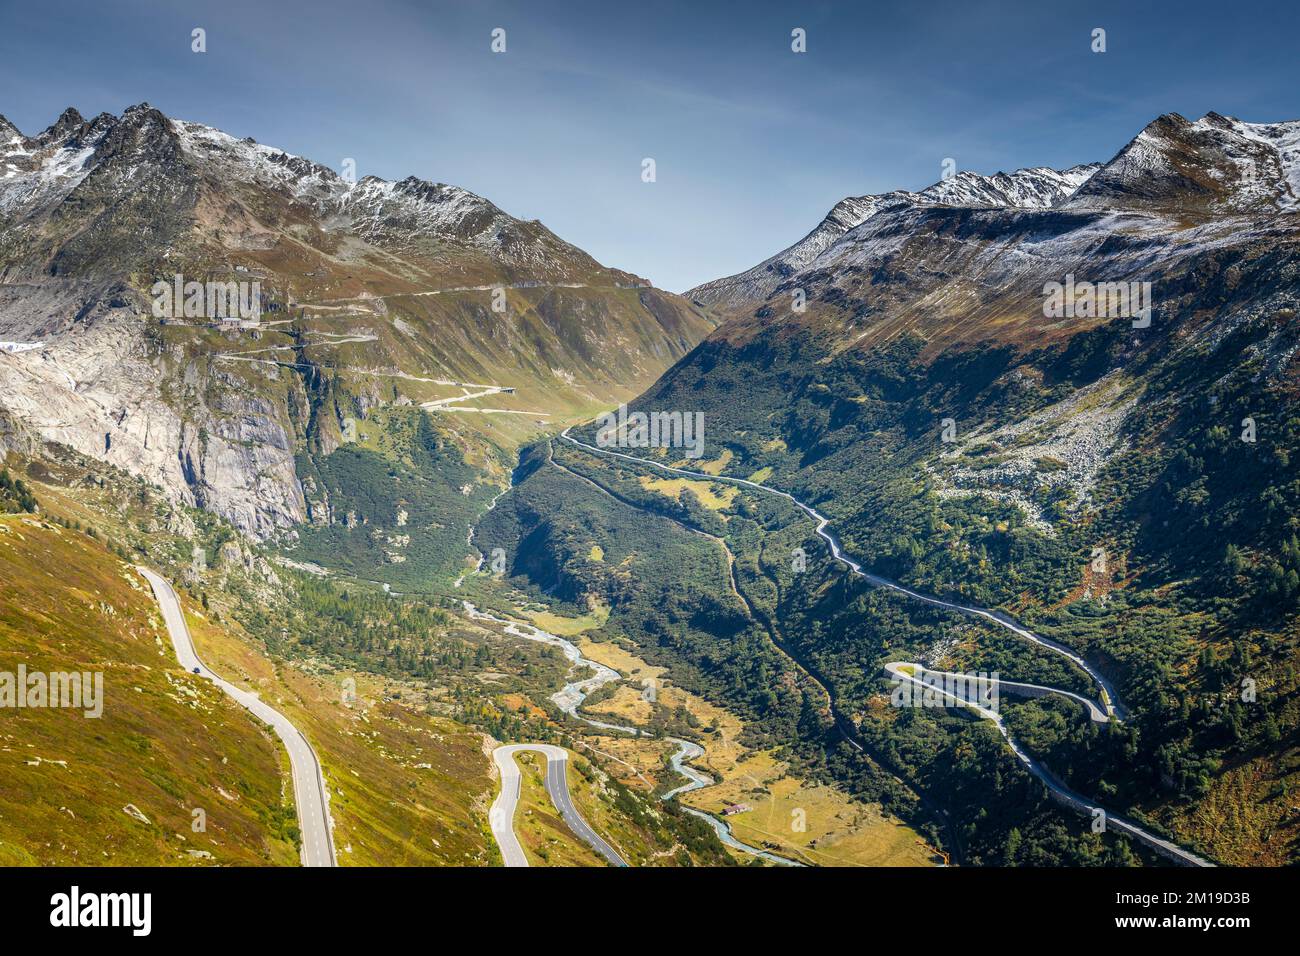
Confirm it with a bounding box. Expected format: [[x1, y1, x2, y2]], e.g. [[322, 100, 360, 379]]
[[0, 104, 715, 539]]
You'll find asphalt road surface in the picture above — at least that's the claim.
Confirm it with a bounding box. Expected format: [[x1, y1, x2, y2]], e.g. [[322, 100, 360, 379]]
[[490, 744, 626, 867], [137, 567, 337, 867], [884, 662, 1110, 723], [884, 661, 1212, 866]]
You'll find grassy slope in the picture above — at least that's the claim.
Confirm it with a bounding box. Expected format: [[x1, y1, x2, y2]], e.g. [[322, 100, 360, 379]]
[[15, 454, 503, 866], [12, 448, 732, 866], [183, 602, 498, 866], [0, 515, 298, 865]]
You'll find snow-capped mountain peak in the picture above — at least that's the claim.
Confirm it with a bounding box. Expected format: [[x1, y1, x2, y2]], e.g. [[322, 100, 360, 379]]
[[0, 103, 613, 280], [1064, 111, 1300, 215], [692, 111, 1300, 311], [691, 161, 1102, 306], [918, 163, 1100, 209], [164, 113, 537, 252]]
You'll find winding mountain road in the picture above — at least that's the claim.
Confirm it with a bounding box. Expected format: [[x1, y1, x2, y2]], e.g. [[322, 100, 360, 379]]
[[489, 744, 627, 867], [558, 427, 1213, 867], [137, 567, 337, 868], [561, 429, 1121, 716], [885, 663, 1212, 866], [885, 662, 1110, 723], [464, 601, 804, 866]]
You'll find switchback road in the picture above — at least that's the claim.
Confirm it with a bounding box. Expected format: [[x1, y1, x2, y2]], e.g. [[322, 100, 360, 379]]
[[489, 744, 626, 867]]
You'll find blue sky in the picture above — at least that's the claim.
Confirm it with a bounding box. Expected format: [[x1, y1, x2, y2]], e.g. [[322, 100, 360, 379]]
[[2, 0, 1297, 291]]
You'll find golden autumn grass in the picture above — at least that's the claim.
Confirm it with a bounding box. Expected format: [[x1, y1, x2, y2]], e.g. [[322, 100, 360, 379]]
[[525, 604, 609, 636], [0, 516, 298, 865], [25, 460, 505, 865], [574, 635, 937, 867], [1145, 750, 1300, 866], [638, 475, 737, 512], [182, 602, 499, 866]]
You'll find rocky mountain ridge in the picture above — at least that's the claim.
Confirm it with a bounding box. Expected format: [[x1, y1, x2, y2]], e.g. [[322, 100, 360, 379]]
[[689, 112, 1300, 321], [689, 162, 1101, 308], [0, 103, 714, 544]]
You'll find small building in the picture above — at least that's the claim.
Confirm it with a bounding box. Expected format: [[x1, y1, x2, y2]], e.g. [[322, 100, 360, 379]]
[[722, 803, 752, 816]]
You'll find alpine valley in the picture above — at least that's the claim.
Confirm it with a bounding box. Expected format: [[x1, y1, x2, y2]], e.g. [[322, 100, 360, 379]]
[[483, 111, 1300, 866], [2, 104, 1298, 867]]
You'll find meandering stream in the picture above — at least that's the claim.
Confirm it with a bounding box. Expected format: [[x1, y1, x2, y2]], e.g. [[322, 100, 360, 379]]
[[461, 601, 803, 866]]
